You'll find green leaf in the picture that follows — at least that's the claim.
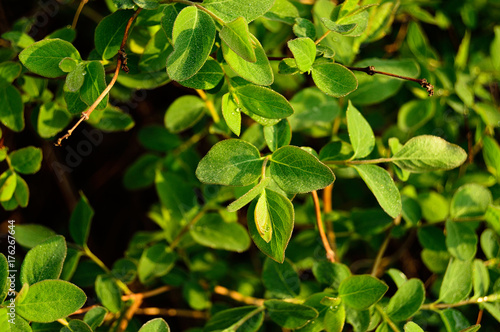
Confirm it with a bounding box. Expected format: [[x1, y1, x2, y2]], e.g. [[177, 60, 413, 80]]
[[46, 27, 76, 42], [164, 95, 205, 133], [319, 141, 353, 162], [265, 300, 319, 329], [0, 170, 16, 202], [392, 135, 467, 173], [58, 57, 77, 73], [138, 242, 176, 283], [255, 190, 274, 243], [183, 280, 209, 310], [20, 235, 66, 285], [492, 26, 500, 71], [445, 220, 477, 261], [352, 164, 401, 218], [404, 322, 424, 332], [0, 85, 24, 131], [439, 258, 473, 304], [262, 258, 300, 298], [270, 146, 335, 194], [60, 247, 81, 281], [264, 119, 291, 152], [397, 99, 435, 132], [177, 58, 224, 90], [485, 205, 500, 235], [190, 213, 251, 252], [264, 0, 300, 24], [220, 17, 256, 62], [480, 229, 500, 260], [0, 61, 21, 88], [482, 136, 500, 181], [234, 84, 293, 119], [138, 125, 181, 152], [166, 6, 215, 81], [386, 279, 425, 321], [205, 306, 264, 332], [346, 101, 374, 160], [312, 261, 351, 289], [439, 308, 470, 332], [288, 38, 316, 72], [69, 193, 94, 246], [139, 28, 173, 72], [202, 0, 275, 22], [407, 21, 438, 61], [138, 318, 170, 332], [95, 10, 135, 60], [293, 18, 316, 39], [0, 254, 8, 302], [124, 154, 160, 190], [60, 320, 92, 332], [64, 63, 86, 92], [65, 89, 88, 115], [37, 102, 72, 138], [223, 34, 273, 86], [347, 58, 420, 105], [9, 146, 42, 174], [450, 184, 492, 219], [88, 105, 134, 132], [196, 139, 263, 186], [324, 304, 346, 332], [14, 224, 56, 248], [161, 4, 184, 42], [339, 275, 388, 310], [95, 275, 122, 313], [311, 63, 358, 97], [16, 280, 86, 322], [473, 259, 489, 298], [80, 61, 108, 110], [228, 177, 271, 212], [19, 39, 81, 78], [133, 0, 160, 9], [321, 19, 356, 34], [458, 325, 481, 332], [248, 189, 294, 263], [222, 93, 242, 136], [83, 306, 108, 329]]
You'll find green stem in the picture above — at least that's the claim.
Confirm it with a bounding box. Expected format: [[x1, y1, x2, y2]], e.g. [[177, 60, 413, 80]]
[[83, 245, 132, 295], [421, 294, 500, 310], [229, 306, 265, 331], [375, 305, 400, 332]]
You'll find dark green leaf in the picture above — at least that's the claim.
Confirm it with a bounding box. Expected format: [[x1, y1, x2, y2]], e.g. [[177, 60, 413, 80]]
[[270, 146, 335, 194], [293, 18, 316, 39], [123, 154, 161, 190], [64, 63, 86, 92], [164, 95, 205, 133], [139, 28, 173, 72], [138, 318, 170, 332], [386, 279, 425, 321], [138, 242, 176, 283], [446, 220, 477, 261], [319, 141, 354, 162], [138, 125, 181, 152], [0, 85, 24, 131], [60, 320, 92, 332], [205, 306, 264, 332], [321, 19, 356, 34], [202, 0, 275, 22], [312, 63, 358, 97], [265, 300, 319, 329], [20, 235, 66, 285], [80, 61, 108, 110], [14, 224, 56, 248], [37, 102, 71, 138], [190, 213, 250, 252], [262, 258, 300, 298], [196, 139, 263, 186], [352, 164, 401, 218], [312, 261, 351, 289], [177, 58, 224, 90], [95, 275, 122, 313], [439, 259, 473, 304], [88, 105, 134, 132], [248, 189, 294, 263], [166, 6, 215, 81], [0, 61, 21, 88], [16, 280, 86, 322], [19, 39, 81, 78], [95, 10, 135, 60], [450, 184, 492, 219], [69, 193, 94, 246], [339, 275, 388, 310], [264, 119, 291, 152], [397, 99, 435, 132]]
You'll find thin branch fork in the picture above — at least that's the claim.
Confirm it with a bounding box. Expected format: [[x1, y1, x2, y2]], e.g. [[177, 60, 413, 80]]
[[56, 8, 142, 146], [347, 65, 434, 96]]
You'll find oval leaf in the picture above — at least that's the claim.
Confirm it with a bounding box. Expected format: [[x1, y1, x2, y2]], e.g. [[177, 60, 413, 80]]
[[262, 258, 300, 298], [339, 275, 388, 310], [270, 146, 335, 194], [196, 139, 263, 186], [202, 0, 275, 22], [234, 84, 293, 119], [288, 37, 316, 72], [392, 135, 467, 173], [95, 10, 135, 60], [16, 280, 86, 322], [164, 95, 205, 133], [220, 17, 256, 62], [386, 279, 425, 322], [312, 63, 358, 97], [167, 6, 216, 81], [264, 300, 318, 329], [9, 146, 42, 175], [346, 101, 374, 160]]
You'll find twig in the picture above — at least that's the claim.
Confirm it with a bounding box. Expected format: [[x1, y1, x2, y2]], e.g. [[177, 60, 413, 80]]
[[122, 285, 171, 301], [315, 30, 331, 45], [72, 0, 89, 29], [117, 294, 143, 332], [56, 8, 142, 146], [311, 190, 335, 262], [322, 184, 337, 257], [370, 222, 396, 277], [347, 66, 434, 96], [135, 307, 208, 319], [213, 285, 265, 306], [421, 294, 500, 310]]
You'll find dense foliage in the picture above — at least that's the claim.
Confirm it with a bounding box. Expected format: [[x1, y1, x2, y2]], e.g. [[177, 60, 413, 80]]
[[1, 0, 500, 331]]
